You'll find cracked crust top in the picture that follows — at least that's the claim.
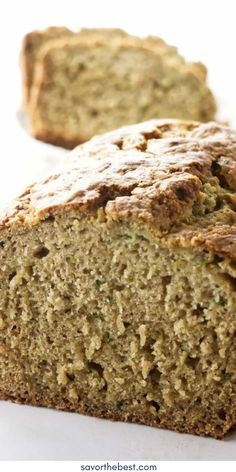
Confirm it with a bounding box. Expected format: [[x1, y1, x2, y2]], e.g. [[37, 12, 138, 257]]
[[2, 119, 236, 258]]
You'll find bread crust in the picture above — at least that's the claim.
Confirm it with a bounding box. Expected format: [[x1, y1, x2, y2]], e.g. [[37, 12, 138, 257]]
[[0, 389, 234, 438], [28, 127, 86, 149], [21, 27, 72, 110], [1, 119, 236, 260]]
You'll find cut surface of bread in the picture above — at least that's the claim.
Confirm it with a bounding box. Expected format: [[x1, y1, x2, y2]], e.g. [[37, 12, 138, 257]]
[[1, 119, 236, 438], [21, 27, 129, 110], [21, 27, 216, 148], [21, 27, 73, 110]]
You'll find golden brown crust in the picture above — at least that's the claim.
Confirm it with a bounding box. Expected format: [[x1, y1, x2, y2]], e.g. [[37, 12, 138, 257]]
[[0, 120, 236, 223], [2, 119, 236, 259], [0, 119, 202, 227], [30, 127, 86, 149]]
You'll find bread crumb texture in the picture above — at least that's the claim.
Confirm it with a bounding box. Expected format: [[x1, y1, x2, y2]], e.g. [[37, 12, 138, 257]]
[[1, 119, 236, 438]]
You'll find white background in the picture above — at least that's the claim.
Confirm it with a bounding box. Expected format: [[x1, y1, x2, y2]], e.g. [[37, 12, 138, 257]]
[[1, 0, 236, 461]]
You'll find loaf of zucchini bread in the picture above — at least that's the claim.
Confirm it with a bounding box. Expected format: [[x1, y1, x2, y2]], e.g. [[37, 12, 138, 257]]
[[1, 119, 236, 438], [21, 27, 216, 148]]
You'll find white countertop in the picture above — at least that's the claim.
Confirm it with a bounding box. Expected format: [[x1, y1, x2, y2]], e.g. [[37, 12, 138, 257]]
[[1, 401, 236, 461], [1, 0, 236, 460]]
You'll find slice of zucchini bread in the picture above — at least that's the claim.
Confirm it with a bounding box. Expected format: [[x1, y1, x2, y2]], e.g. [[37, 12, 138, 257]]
[[21, 27, 128, 110], [1, 119, 236, 438], [22, 27, 216, 148]]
